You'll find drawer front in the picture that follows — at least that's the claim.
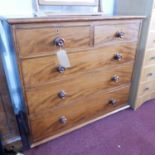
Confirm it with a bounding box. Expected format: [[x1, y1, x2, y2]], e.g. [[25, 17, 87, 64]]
[[95, 22, 140, 46], [25, 63, 133, 114], [21, 43, 137, 87], [29, 86, 130, 142], [141, 65, 155, 82], [147, 31, 155, 49], [135, 97, 147, 109], [144, 49, 155, 66], [16, 26, 90, 57], [138, 80, 155, 96], [136, 91, 155, 108]]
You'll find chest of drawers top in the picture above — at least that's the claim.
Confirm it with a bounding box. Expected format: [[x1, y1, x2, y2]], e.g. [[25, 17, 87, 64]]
[[9, 16, 143, 57]]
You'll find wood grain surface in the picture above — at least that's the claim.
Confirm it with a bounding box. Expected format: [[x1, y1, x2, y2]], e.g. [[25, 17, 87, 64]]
[[144, 49, 155, 66], [15, 26, 90, 57], [141, 64, 155, 82], [29, 85, 130, 142], [21, 43, 137, 87], [25, 62, 133, 115]]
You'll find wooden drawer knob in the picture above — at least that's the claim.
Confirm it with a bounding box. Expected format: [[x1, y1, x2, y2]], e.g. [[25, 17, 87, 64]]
[[115, 32, 125, 38], [59, 116, 68, 124], [57, 65, 65, 73], [114, 53, 122, 61], [109, 99, 117, 105], [54, 37, 64, 47], [111, 75, 120, 82], [58, 90, 66, 99]]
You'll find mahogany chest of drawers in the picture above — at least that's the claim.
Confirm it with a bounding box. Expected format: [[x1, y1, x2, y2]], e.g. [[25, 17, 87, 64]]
[[6, 16, 143, 147]]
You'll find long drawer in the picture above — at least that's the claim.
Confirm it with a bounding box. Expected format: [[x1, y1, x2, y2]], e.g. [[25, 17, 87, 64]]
[[29, 85, 130, 143], [25, 62, 133, 114], [21, 43, 137, 87]]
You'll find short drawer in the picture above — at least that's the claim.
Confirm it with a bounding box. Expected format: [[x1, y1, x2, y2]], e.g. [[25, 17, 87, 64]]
[[21, 43, 137, 87], [25, 63, 133, 114], [144, 49, 155, 66], [94, 22, 140, 46], [141, 65, 155, 82], [29, 86, 129, 143], [147, 31, 155, 49], [138, 80, 155, 96], [15, 26, 90, 57]]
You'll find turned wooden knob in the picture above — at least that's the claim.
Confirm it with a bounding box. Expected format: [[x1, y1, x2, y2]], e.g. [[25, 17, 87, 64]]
[[111, 75, 120, 82], [54, 37, 64, 47], [109, 99, 117, 105], [114, 53, 122, 61], [57, 65, 65, 73], [59, 116, 68, 124], [58, 90, 66, 99], [115, 32, 125, 38]]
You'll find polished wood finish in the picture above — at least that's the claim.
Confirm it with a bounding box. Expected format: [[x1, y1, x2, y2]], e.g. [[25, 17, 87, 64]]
[[29, 85, 130, 142], [135, 1, 155, 108], [141, 65, 155, 81], [8, 16, 143, 146], [95, 22, 140, 46], [21, 43, 136, 87], [16, 26, 90, 57], [25, 63, 133, 114]]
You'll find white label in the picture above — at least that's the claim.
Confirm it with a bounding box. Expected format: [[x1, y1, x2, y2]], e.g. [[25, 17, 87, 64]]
[[57, 49, 71, 68]]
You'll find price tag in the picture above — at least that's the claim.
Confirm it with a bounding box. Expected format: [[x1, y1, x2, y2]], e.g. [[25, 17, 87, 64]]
[[56, 49, 71, 68]]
